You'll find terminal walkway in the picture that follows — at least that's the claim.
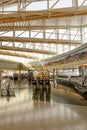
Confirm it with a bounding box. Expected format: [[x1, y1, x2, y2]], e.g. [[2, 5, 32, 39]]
[[0, 79, 87, 130]]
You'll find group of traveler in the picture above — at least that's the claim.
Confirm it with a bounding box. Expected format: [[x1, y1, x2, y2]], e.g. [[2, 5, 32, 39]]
[[28, 69, 50, 83]]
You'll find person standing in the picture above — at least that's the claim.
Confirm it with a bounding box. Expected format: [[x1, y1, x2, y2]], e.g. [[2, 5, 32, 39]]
[[33, 69, 38, 81]]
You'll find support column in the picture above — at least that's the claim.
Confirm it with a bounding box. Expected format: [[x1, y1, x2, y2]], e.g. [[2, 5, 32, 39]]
[[81, 65, 85, 81], [53, 68, 56, 87], [18, 64, 21, 83], [18, 70, 21, 82], [56, 68, 58, 78], [56, 68, 59, 87], [0, 72, 1, 88]]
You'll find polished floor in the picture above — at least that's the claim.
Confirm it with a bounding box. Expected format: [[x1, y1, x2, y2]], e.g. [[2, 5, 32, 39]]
[[0, 79, 87, 130]]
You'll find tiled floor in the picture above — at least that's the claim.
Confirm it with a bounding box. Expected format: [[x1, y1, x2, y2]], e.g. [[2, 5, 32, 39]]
[[0, 80, 87, 130]]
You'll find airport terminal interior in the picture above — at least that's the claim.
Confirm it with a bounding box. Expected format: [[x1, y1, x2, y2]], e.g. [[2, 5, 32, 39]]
[[0, 0, 87, 130]]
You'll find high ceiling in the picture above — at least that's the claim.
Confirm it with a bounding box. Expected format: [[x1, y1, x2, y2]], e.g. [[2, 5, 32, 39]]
[[0, 0, 87, 65]]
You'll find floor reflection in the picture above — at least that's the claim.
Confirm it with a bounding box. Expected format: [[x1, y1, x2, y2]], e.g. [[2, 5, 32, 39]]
[[0, 80, 87, 130], [32, 85, 51, 102], [6, 96, 11, 102]]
